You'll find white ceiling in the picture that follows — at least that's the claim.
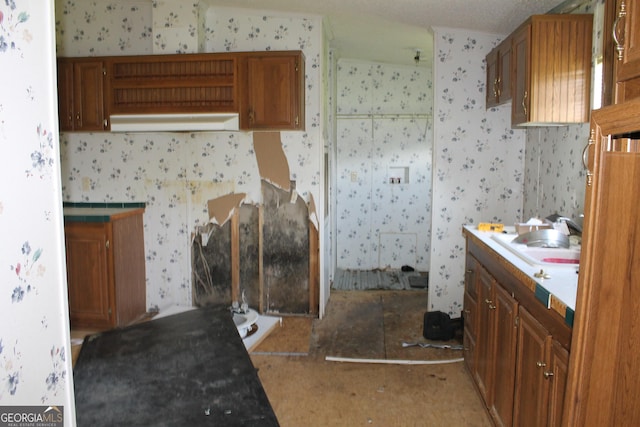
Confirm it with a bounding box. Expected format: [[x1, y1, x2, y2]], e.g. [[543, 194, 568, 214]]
[[205, 0, 587, 67]]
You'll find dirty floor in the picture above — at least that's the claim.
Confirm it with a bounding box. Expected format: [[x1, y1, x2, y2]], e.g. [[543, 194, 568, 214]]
[[250, 290, 492, 426]]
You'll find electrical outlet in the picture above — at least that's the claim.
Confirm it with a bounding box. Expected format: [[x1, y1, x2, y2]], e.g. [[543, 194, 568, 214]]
[[350, 171, 357, 182]]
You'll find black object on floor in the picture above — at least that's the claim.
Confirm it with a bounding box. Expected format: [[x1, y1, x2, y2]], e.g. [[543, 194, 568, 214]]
[[423, 310, 463, 341], [73, 305, 279, 426]]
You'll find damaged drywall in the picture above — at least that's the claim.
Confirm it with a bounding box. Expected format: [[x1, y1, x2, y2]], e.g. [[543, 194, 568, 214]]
[[253, 132, 291, 191], [207, 193, 246, 225], [191, 132, 317, 315]]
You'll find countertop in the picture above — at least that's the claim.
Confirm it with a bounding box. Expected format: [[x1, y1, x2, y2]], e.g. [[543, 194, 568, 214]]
[[63, 202, 145, 222], [463, 225, 578, 325]]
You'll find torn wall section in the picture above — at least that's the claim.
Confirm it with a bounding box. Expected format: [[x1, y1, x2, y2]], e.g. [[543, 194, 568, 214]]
[[190, 132, 318, 315]]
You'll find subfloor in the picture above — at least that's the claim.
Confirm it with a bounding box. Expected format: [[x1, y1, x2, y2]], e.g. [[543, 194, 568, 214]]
[[250, 290, 492, 426]]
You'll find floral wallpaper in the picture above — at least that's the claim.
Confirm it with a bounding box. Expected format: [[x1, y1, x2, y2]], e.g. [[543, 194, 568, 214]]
[[56, 0, 323, 312], [0, 0, 75, 420], [336, 59, 432, 270], [430, 28, 526, 315]]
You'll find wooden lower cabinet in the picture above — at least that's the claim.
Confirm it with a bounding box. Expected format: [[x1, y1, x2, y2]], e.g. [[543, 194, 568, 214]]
[[513, 306, 552, 427], [468, 262, 518, 427], [65, 209, 146, 329], [463, 236, 571, 427], [490, 284, 518, 427]]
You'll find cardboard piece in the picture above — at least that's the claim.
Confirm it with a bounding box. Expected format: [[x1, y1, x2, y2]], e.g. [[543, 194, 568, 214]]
[[253, 132, 291, 191], [207, 193, 246, 226]]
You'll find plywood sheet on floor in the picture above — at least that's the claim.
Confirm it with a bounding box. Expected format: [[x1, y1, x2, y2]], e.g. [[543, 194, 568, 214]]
[[312, 290, 462, 362], [252, 316, 312, 354], [311, 291, 385, 359]]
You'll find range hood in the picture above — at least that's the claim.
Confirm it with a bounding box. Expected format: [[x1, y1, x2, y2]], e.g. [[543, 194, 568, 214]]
[[109, 113, 239, 132]]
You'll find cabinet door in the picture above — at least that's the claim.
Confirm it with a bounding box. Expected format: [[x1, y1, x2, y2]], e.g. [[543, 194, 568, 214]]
[[498, 40, 512, 102], [65, 222, 112, 328], [57, 59, 74, 131], [474, 265, 495, 405], [486, 48, 499, 108], [245, 54, 304, 130], [564, 103, 640, 425], [513, 306, 551, 427], [463, 255, 479, 372], [489, 284, 518, 427], [547, 340, 569, 427], [73, 61, 106, 131], [614, 0, 640, 101], [512, 24, 530, 125]]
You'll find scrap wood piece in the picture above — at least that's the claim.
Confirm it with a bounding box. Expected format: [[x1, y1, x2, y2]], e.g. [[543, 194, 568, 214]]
[[253, 132, 291, 191], [207, 193, 246, 226]]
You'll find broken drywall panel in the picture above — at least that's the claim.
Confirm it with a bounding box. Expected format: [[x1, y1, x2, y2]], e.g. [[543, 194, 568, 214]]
[[308, 193, 319, 230], [192, 220, 232, 307], [207, 193, 246, 226], [253, 132, 291, 191], [262, 180, 310, 314]]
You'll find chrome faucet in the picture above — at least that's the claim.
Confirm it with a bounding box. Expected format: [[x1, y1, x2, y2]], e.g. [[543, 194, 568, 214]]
[[546, 214, 582, 235]]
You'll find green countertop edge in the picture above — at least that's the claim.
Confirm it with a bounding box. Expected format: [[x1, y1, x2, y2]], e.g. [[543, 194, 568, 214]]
[[534, 282, 574, 328], [63, 202, 146, 209], [63, 202, 146, 223]]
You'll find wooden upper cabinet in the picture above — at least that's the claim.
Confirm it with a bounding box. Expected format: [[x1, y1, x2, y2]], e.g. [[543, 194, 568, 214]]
[[108, 53, 238, 115], [511, 15, 593, 127], [57, 58, 108, 131], [613, 0, 640, 102], [58, 51, 306, 132], [486, 37, 511, 108], [240, 51, 305, 131]]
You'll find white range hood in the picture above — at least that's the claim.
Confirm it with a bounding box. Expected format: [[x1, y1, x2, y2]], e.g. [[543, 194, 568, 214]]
[[109, 113, 239, 132]]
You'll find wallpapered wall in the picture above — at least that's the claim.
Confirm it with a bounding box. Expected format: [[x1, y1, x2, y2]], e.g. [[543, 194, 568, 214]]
[[336, 59, 433, 270], [55, 1, 323, 311], [0, 0, 76, 420], [430, 28, 526, 315]]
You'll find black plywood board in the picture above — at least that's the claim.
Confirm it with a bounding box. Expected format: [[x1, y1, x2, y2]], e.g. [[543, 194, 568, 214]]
[[73, 305, 279, 426]]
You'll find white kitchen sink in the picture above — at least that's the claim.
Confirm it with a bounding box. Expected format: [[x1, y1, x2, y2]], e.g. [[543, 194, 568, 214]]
[[491, 233, 581, 268]]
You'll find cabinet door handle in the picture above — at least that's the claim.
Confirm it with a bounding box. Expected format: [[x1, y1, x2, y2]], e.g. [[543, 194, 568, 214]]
[[522, 91, 528, 117], [544, 371, 554, 380], [536, 361, 547, 368], [496, 76, 501, 98], [105, 240, 110, 249], [584, 128, 595, 186], [613, 0, 627, 61]]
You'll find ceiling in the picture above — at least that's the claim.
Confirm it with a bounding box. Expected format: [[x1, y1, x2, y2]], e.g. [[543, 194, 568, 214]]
[[204, 0, 587, 67]]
